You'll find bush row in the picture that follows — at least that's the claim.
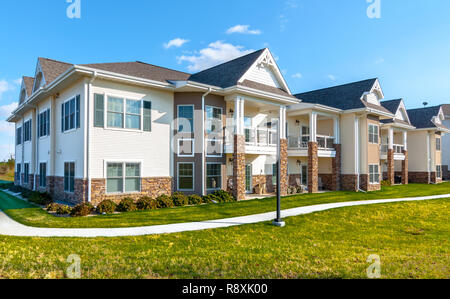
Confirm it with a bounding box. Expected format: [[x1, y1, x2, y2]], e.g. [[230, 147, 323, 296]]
[[1, 184, 54, 206]]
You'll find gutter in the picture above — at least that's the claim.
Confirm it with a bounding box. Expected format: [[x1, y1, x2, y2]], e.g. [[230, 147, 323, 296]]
[[201, 87, 212, 196]]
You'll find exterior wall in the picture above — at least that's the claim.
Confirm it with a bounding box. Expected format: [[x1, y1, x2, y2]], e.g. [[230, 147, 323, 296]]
[[408, 130, 429, 172], [442, 118, 450, 177], [340, 113, 356, 174]]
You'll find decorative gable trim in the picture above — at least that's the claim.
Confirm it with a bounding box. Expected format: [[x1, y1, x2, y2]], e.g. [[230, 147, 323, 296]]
[[396, 100, 412, 124], [19, 80, 28, 105], [32, 59, 46, 93], [433, 107, 445, 125], [238, 49, 292, 95], [369, 79, 384, 101]]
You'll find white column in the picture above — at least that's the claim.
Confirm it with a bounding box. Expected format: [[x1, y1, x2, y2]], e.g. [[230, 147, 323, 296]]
[[388, 127, 394, 150], [309, 112, 317, 142], [334, 117, 340, 144], [240, 98, 245, 135], [234, 98, 240, 135], [403, 131, 408, 151], [280, 106, 287, 139]]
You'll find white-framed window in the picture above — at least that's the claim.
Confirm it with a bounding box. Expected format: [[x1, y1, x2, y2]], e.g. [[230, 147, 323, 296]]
[[39, 163, 47, 188], [38, 109, 50, 138], [16, 126, 22, 145], [177, 105, 194, 133], [272, 163, 278, 186], [244, 116, 252, 143], [206, 106, 222, 134], [178, 163, 194, 191], [16, 164, 21, 183], [61, 95, 80, 132], [369, 124, 379, 144], [64, 162, 75, 193], [106, 162, 141, 194], [178, 138, 194, 157], [436, 165, 442, 179], [107, 96, 143, 130], [23, 163, 29, 184], [206, 139, 223, 157], [206, 163, 222, 190], [369, 164, 380, 184], [436, 137, 441, 151], [23, 120, 32, 142]]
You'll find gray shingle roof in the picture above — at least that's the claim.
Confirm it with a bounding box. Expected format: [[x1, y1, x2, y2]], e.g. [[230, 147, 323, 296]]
[[22, 76, 34, 97], [442, 104, 450, 116], [381, 99, 402, 114], [294, 78, 392, 114], [407, 106, 443, 129], [81, 61, 190, 83], [38, 58, 73, 86], [188, 49, 266, 89]]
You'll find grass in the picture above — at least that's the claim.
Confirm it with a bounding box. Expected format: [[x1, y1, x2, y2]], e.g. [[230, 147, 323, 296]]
[[0, 182, 449, 228], [0, 199, 448, 279]]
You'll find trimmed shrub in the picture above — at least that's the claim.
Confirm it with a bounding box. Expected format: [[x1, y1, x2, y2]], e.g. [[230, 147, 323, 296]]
[[188, 195, 203, 206], [381, 180, 391, 187], [156, 194, 173, 209], [116, 198, 137, 213], [56, 205, 72, 215], [96, 200, 117, 214], [171, 192, 188, 207], [202, 194, 217, 204], [0, 183, 13, 190], [21, 189, 33, 199], [8, 185, 23, 193], [70, 203, 94, 217], [136, 197, 157, 210], [46, 203, 60, 212], [211, 190, 235, 203]]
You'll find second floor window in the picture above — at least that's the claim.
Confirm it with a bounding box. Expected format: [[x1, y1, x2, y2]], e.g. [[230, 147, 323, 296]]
[[206, 106, 222, 134], [38, 109, 50, 138], [62, 95, 80, 132], [16, 127, 22, 145], [369, 124, 379, 144], [178, 105, 194, 133], [436, 138, 441, 151], [24, 120, 32, 142]]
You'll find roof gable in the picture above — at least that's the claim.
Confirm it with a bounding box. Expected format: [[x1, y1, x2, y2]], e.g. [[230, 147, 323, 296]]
[[381, 99, 411, 125], [407, 106, 445, 129], [442, 104, 450, 117]]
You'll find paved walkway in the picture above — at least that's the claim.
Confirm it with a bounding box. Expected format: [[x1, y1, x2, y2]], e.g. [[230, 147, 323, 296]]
[[0, 194, 448, 238]]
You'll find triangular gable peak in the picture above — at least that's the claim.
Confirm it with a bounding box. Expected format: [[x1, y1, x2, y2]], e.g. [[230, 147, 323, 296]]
[[395, 100, 411, 124], [32, 59, 46, 93], [433, 107, 445, 125], [19, 78, 28, 105], [238, 49, 291, 94], [363, 79, 384, 106]]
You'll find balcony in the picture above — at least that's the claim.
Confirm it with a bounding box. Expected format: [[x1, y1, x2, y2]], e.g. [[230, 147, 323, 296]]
[[380, 144, 406, 160], [288, 135, 336, 157], [224, 127, 278, 155]]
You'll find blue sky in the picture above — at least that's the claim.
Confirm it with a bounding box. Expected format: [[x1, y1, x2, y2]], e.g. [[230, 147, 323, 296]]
[[0, 0, 450, 160]]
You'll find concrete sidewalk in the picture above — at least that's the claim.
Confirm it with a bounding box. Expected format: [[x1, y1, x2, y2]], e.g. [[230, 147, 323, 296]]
[[0, 194, 448, 238]]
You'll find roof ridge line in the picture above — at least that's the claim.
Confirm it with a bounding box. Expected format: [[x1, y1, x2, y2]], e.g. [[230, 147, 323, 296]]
[[39, 57, 73, 65], [295, 78, 378, 96]]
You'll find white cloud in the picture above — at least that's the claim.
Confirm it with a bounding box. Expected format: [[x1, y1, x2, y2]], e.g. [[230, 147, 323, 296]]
[[374, 57, 385, 64], [164, 38, 189, 49], [0, 102, 18, 118], [177, 41, 254, 72], [279, 14, 289, 32], [292, 72, 302, 79], [13, 78, 22, 85], [328, 74, 337, 81], [226, 25, 261, 35], [285, 0, 299, 9], [0, 80, 16, 100]]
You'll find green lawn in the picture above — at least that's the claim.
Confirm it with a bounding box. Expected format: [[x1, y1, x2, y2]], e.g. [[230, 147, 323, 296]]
[[0, 199, 448, 279], [1, 182, 450, 228]]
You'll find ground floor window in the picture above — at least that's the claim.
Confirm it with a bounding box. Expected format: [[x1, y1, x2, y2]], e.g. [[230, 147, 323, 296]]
[[64, 162, 75, 193], [436, 165, 442, 179], [107, 162, 141, 194], [301, 165, 308, 186], [272, 164, 278, 186], [369, 164, 380, 184], [206, 163, 221, 190], [16, 164, 21, 182], [178, 163, 194, 191], [24, 163, 29, 184], [39, 163, 47, 187]]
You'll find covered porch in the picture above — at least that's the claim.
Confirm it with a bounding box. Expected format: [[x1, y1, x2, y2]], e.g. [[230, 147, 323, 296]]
[[380, 126, 409, 185]]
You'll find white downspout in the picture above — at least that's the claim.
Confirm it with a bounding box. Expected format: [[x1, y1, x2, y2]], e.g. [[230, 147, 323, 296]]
[[426, 131, 431, 184], [201, 87, 212, 196], [86, 71, 97, 202], [355, 114, 365, 192]]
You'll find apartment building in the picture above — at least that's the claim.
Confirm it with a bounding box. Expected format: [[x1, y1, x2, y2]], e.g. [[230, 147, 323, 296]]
[[9, 49, 449, 205], [442, 105, 450, 179], [407, 106, 448, 184]]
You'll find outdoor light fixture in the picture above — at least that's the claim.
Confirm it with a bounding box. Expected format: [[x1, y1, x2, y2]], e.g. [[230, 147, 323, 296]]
[[296, 120, 300, 125], [297, 160, 301, 166]]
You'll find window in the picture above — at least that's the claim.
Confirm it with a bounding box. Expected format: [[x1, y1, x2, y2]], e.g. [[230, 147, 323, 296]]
[[178, 105, 194, 133], [244, 117, 252, 143], [436, 165, 442, 179], [369, 124, 379, 144], [39, 163, 47, 188], [206, 163, 221, 190], [369, 164, 380, 184], [24, 163, 29, 184], [64, 162, 75, 193], [62, 96, 80, 132], [206, 106, 222, 134], [106, 162, 141, 193], [301, 126, 310, 145], [206, 139, 223, 157], [178, 163, 194, 191], [272, 163, 278, 186], [107, 97, 148, 130], [16, 127, 22, 145], [436, 138, 441, 151], [16, 164, 21, 182], [38, 109, 50, 138], [24, 120, 32, 142], [94, 94, 105, 127], [178, 138, 194, 157]]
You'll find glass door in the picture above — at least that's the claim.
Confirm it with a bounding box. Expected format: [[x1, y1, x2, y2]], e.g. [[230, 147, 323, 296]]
[[301, 165, 308, 186], [245, 164, 252, 193]]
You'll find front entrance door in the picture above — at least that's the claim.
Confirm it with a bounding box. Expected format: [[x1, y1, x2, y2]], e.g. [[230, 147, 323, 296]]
[[301, 165, 308, 186], [245, 164, 252, 193]]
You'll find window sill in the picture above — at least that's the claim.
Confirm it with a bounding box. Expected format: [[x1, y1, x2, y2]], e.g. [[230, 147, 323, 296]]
[[62, 128, 79, 134], [106, 191, 142, 195], [100, 127, 147, 134]]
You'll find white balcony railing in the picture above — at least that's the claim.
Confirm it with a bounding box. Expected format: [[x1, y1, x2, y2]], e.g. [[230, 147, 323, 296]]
[[288, 135, 335, 150], [245, 128, 277, 147], [381, 144, 405, 155]]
